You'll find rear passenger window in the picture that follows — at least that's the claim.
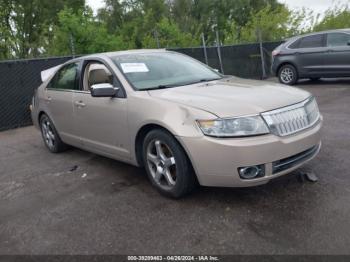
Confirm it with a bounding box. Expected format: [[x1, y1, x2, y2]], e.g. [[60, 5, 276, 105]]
[[48, 63, 79, 90], [289, 39, 301, 49], [327, 33, 350, 47], [298, 34, 324, 48]]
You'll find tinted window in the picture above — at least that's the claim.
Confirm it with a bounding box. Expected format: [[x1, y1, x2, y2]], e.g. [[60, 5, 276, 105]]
[[327, 33, 350, 47], [49, 63, 79, 90], [298, 34, 324, 48], [289, 39, 301, 49]]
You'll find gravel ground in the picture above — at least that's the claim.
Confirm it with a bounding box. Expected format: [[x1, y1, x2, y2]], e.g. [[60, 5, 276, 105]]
[[0, 79, 350, 255]]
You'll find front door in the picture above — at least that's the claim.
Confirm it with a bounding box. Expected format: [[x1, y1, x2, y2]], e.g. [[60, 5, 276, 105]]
[[72, 61, 130, 160], [324, 32, 350, 76]]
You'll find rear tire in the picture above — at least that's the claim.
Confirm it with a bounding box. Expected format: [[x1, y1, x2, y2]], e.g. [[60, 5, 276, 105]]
[[278, 64, 298, 85], [40, 114, 68, 153], [142, 129, 197, 198]]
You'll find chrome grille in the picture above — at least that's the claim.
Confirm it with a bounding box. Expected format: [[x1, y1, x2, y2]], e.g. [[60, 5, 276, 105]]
[[261, 97, 320, 137]]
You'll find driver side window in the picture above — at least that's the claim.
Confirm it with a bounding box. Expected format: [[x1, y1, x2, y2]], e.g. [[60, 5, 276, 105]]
[[83, 62, 114, 91]]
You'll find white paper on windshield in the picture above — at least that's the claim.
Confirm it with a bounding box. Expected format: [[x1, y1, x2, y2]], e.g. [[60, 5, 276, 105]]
[[120, 63, 149, 73]]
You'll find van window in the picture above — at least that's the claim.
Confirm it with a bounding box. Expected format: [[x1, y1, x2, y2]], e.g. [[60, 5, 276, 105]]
[[298, 34, 325, 48], [327, 33, 350, 47]]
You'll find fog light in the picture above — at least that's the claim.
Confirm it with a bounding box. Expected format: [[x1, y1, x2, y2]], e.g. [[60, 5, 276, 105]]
[[238, 164, 265, 179]]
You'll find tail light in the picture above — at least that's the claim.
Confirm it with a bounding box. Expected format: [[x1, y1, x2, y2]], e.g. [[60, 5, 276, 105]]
[[272, 50, 280, 57]]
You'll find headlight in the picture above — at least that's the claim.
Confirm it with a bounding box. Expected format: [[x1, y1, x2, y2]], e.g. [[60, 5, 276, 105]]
[[197, 116, 269, 137]]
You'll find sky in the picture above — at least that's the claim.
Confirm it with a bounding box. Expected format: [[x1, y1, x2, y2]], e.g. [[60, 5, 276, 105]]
[[280, 0, 349, 14], [87, 0, 350, 15]]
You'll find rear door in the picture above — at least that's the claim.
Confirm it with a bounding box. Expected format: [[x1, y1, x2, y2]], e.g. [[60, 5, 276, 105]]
[[290, 34, 327, 76], [324, 32, 350, 76], [44, 62, 80, 144]]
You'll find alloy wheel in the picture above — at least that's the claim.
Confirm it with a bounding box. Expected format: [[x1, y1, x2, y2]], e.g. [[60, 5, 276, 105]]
[[280, 67, 294, 84], [146, 139, 177, 190], [41, 119, 55, 150]]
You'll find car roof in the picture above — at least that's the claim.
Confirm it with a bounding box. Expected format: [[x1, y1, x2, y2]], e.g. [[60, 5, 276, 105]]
[[79, 49, 168, 60], [286, 28, 350, 42], [61, 49, 174, 68]]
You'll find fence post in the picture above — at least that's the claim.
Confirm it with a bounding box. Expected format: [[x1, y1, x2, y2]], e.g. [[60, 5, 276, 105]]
[[216, 29, 224, 74], [69, 33, 75, 58], [201, 33, 208, 65], [153, 29, 160, 49], [258, 29, 267, 79]]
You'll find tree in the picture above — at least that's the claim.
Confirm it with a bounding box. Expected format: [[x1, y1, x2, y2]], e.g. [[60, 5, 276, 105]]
[[313, 4, 350, 31], [168, 0, 283, 45], [48, 7, 127, 56], [142, 18, 198, 48], [0, 0, 85, 59], [231, 5, 307, 44]]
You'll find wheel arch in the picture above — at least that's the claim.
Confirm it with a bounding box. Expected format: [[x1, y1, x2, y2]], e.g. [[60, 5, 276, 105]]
[[134, 124, 195, 172], [134, 123, 200, 186], [276, 61, 298, 77], [135, 124, 176, 167], [38, 111, 46, 123], [37, 111, 59, 133]]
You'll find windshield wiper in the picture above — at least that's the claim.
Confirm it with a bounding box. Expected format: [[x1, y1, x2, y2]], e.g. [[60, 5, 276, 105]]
[[184, 77, 223, 85], [141, 78, 222, 91], [142, 84, 179, 91]]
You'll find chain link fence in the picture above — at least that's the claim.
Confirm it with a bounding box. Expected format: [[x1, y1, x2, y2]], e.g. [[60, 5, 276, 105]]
[[169, 41, 282, 79], [0, 56, 73, 131], [0, 41, 282, 132]]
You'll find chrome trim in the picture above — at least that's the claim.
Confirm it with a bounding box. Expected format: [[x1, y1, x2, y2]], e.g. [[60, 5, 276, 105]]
[[261, 97, 320, 137], [46, 88, 90, 94], [272, 143, 321, 174]]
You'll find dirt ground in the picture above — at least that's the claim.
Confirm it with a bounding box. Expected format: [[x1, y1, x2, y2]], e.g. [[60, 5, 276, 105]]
[[1, 79, 350, 255]]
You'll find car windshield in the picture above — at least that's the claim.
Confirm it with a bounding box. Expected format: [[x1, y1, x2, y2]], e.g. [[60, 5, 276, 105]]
[[111, 52, 222, 90]]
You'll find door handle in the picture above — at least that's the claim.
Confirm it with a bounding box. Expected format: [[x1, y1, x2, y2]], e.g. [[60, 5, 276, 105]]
[[74, 101, 86, 108]]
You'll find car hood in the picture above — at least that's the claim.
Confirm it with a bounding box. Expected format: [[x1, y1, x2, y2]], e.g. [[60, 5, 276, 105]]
[[148, 77, 310, 118]]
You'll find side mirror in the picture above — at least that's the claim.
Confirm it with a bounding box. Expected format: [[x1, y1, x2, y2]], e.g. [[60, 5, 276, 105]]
[[90, 83, 118, 97]]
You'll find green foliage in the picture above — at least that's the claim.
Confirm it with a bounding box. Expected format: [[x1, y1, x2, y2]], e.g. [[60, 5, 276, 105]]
[[0, 0, 84, 59], [313, 5, 350, 31], [48, 7, 128, 56], [1, 0, 350, 60], [231, 5, 304, 43], [141, 18, 198, 48]]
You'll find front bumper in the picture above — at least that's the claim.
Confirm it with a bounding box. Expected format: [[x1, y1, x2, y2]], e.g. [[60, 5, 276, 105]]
[[178, 120, 322, 187]]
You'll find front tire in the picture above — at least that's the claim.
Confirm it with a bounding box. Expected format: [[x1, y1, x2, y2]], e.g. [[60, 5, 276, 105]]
[[40, 114, 68, 153], [142, 129, 197, 198], [278, 64, 298, 85]]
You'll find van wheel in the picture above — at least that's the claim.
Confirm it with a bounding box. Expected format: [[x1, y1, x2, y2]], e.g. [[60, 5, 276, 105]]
[[278, 64, 298, 85], [40, 114, 68, 153], [142, 129, 197, 198]]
